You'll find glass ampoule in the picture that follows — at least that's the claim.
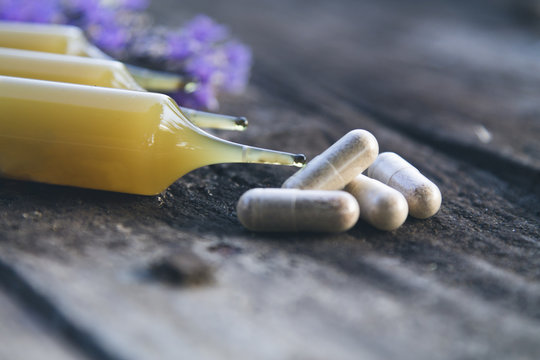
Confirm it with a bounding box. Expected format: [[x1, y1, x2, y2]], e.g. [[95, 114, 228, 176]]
[[0, 47, 247, 131], [0, 76, 305, 195], [0, 21, 184, 92]]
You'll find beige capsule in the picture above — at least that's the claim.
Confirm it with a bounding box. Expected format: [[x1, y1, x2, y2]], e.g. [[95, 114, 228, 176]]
[[282, 129, 378, 190], [367, 152, 442, 219], [345, 174, 408, 231], [237, 188, 360, 232]]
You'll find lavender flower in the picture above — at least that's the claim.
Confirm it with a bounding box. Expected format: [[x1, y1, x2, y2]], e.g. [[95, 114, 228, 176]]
[[0, 0, 64, 23], [62, 0, 131, 54], [182, 15, 229, 44], [83, 8, 129, 53], [174, 82, 219, 111], [167, 32, 195, 61], [0, 0, 252, 110], [222, 41, 252, 93], [68, 0, 148, 13], [165, 15, 251, 109], [167, 15, 228, 61]]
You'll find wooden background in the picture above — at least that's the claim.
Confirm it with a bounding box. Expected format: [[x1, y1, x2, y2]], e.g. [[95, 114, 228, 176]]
[[1, 0, 539, 359]]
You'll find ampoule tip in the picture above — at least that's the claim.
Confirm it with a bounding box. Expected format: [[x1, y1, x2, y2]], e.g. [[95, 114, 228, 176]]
[[293, 154, 307, 167], [235, 117, 249, 129]]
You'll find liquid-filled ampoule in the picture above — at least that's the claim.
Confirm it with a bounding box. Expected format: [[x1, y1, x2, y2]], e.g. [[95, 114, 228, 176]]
[[0, 76, 305, 195], [0, 47, 247, 131], [0, 21, 183, 92]]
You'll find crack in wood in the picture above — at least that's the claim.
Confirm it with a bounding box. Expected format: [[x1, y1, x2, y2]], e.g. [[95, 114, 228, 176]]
[[0, 259, 127, 360]]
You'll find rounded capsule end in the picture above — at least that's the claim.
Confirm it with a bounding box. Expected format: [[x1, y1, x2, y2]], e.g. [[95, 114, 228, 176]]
[[369, 191, 409, 231], [345, 174, 407, 231], [236, 189, 259, 230], [409, 181, 442, 219], [347, 129, 379, 153], [342, 129, 379, 168], [333, 192, 361, 232]]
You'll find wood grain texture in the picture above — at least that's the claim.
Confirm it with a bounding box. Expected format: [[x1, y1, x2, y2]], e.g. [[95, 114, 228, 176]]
[[0, 0, 539, 359], [0, 287, 85, 360]]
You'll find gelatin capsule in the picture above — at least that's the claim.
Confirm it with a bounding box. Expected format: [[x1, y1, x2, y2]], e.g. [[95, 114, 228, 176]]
[[237, 188, 360, 232], [282, 129, 379, 190], [367, 152, 442, 219], [0, 47, 246, 131], [345, 174, 408, 231], [0, 76, 305, 195]]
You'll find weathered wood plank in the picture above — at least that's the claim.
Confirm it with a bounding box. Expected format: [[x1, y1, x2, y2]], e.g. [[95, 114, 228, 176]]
[[0, 288, 84, 360], [0, 98, 538, 358], [0, 0, 539, 359]]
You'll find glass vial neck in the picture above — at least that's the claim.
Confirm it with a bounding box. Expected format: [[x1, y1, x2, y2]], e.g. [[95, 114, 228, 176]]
[[83, 42, 185, 92]]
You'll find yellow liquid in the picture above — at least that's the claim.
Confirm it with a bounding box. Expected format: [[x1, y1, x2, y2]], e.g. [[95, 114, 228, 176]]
[[0, 21, 87, 55], [0, 21, 183, 91], [0, 47, 248, 131], [0, 47, 142, 90], [0, 76, 303, 195]]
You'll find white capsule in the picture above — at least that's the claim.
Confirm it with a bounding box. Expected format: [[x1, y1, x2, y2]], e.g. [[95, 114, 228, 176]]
[[237, 188, 360, 232], [367, 152, 442, 219], [282, 129, 378, 190], [345, 174, 408, 231]]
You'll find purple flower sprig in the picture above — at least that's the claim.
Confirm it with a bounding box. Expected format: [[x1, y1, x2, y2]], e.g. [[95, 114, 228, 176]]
[[0, 0, 252, 110], [0, 0, 64, 23], [165, 15, 252, 110]]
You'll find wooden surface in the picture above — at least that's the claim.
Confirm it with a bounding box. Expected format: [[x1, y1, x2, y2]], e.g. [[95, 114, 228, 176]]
[[1, 0, 539, 359]]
